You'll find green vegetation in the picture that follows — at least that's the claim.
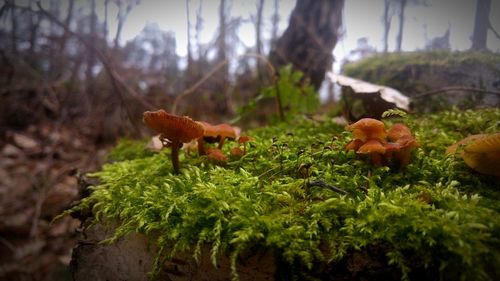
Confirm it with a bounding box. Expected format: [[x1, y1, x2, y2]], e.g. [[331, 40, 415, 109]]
[[69, 108, 500, 280], [234, 64, 319, 124]]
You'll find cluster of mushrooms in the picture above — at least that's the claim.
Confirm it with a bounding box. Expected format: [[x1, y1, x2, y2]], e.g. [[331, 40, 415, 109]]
[[143, 109, 253, 174], [345, 118, 420, 167]]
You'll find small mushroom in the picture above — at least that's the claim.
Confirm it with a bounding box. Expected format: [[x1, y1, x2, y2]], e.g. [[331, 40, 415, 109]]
[[387, 123, 419, 167], [214, 123, 237, 149], [345, 139, 365, 152], [206, 148, 228, 166], [392, 136, 420, 167], [143, 110, 204, 174], [357, 139, 387, 166], [196, 122, 237, 154], [461, 133, 500, 177], [238, 136, 254, 154], [196, 121, 219, 155], [230, 147, 245, 158], [347, 118, 387, 142], [387, 123, 412, 142]]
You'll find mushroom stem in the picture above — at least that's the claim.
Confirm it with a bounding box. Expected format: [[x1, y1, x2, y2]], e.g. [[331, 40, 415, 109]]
[[197, 138, 206, 155], [218, 138, 226, 149], [370, 153, 383, 166], [171, 140, 181, 174]]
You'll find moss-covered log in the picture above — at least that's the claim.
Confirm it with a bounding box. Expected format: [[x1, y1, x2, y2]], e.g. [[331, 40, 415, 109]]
[[70, 109, 500, 280], [342, 51, 500, 112]]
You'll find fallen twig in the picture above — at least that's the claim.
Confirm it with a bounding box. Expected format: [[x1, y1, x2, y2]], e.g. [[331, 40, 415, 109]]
[[412, 86, 500, 99], [307, 180, 348, 195]]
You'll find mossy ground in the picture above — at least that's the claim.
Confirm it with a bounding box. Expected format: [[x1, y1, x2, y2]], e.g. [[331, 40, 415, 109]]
[[71, 108, 500, 280]]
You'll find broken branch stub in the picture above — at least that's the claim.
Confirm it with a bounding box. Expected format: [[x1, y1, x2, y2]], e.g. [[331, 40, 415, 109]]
[[328, 73, 410, 120]]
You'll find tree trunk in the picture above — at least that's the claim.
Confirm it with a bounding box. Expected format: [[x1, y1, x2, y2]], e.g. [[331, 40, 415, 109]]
[[10, 4, 18, 56], [471, 0, 491, 50], [28, 0, 40, 66], [255, 0, 265, 82], [269, 0, 344, 90], [382, 0, 391, 53], [271, 0, 279, 47], [395, 0, 407, 52], [104, 0, 109, 38], [215, 0, 232, 115], [195, 0, 204, 61], [86, 0, 97, 101], [186, 0, 193, 70]]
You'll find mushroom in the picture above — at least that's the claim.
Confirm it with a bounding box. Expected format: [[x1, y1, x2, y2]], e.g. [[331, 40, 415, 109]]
[[446, 134, 487, 155], [206, 148, 228, 166], [345, 139, 365, 152], [237, 136, 254, 154], [387, 123, 419, 167], [347, 118, 387, 142], [196, 122, 237, 155], [196, 121, 219, 155], [387, 123, 412, 142], [392, 136, 420, 167], [143, 110, 204, 174], [357, 139, 387, 166], [214, 123, 237, 149], [461, 133, 500, 177], [230, 147, 244, 158]]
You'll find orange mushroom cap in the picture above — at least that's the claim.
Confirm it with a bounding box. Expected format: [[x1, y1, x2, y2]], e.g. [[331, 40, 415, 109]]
[[345, 139, 365, 151], [387, 123, 412, 142], [446, 134, 487, 155], [207, 148, 228, 165], [230, 147, 245, 158], [347, 118, 387, 142], [214, 123, 237, 140], [357, 139, 387, 154], [197, 121, 220, 139], [461, 133, 500, 177], [143, 110, 204, 143], [238, 135, 254, 144]]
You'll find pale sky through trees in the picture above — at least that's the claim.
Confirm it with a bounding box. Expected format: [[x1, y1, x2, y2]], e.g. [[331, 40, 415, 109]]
[[98, 0, 499, 58]]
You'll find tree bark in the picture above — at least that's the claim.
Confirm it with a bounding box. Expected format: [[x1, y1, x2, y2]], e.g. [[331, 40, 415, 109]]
[[186, 0, 193, 70], [104, 0, 110, 38], [382, 0, 391, 53], [269, 0, 344, 90], [216, 0, 232, 115], [395, 0, 407, 52], [255, 0, 265, 82], [11, 4, 18, 56], [471, 0, 491, 50], [86, 0, 97, 100], [271, 0, 279, 47]]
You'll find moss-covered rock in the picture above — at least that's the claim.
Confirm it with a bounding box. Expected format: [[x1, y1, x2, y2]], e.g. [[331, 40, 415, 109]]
[[342, 51, 500, 112], [70, 109, 500, 280]]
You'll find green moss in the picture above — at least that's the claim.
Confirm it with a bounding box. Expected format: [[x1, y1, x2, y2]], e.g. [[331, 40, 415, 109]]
[[107, 139, 154, 162], [343, 51, 500, 83], [72, 109, 500, 280]]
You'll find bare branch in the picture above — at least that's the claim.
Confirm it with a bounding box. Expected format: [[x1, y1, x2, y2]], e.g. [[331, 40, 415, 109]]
[[171, 53, 276, 115], [488, 20, 500, 42], [35, 1, 154, 132], [412, 86, 500, 99]]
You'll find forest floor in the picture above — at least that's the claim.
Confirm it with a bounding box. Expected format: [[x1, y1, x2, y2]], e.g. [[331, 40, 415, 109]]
[[0, 122, 111, 281]]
